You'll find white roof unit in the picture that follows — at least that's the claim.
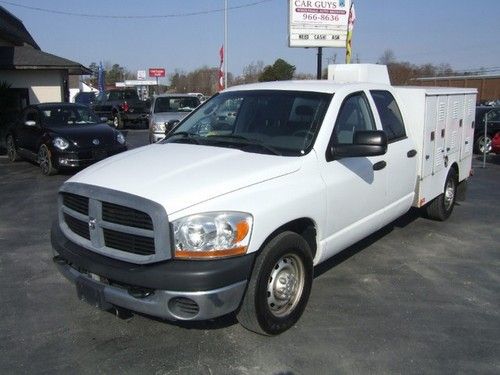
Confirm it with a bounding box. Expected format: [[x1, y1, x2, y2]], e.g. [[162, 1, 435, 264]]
[[328, 64, 391, 85]]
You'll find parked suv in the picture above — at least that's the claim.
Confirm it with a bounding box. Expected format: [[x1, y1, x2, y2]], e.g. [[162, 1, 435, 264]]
[[92, 89, 149, 129]]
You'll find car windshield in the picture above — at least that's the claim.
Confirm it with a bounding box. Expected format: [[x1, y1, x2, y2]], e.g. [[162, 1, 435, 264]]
[[163, 90, 331, 156], [154, 97, 200, 113], [40, 106, 101, 127]]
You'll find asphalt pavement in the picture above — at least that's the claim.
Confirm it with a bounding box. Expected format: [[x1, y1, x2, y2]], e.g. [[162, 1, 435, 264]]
[[0, 130, 499, 374]]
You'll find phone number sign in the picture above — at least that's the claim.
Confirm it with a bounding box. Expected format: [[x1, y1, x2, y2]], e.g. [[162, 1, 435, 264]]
[[289, 0, 351, 48]]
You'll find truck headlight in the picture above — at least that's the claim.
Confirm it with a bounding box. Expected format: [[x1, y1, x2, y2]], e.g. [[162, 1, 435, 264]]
[[172, 212, 253, 259], [152, 122, 166, 132], [53, 137, 69, 150], [116, 132, 126, 145]]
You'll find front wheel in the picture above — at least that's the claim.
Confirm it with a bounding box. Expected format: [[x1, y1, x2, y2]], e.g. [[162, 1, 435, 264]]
[[237, 231, 313, 335], [112, 113, 123, 129], [38, 144, 58, 176], [425, 168, 457, 221]]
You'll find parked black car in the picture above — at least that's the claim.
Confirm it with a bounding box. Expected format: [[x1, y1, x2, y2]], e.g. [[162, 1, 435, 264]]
[[92, 89, 149, 129], [5, 103, 127, 175], [474, 106, 500, 153]]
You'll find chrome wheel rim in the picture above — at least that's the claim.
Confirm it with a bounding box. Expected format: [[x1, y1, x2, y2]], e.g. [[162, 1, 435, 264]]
[[479, 136, 492, 154], [113, 116, 119, 128], [38, 146, 50, 174], [444, 178, 455, 211], [267, 253, 305, 318], [6, 136, 16, 161]]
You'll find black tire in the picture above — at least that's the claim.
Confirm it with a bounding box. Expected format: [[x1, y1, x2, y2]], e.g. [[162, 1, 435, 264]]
[[425, 168, 457, 221], [474, 134, 492, 154], [112, 113, 123, 129], [6, 134, 20, 162], [237, 231, 313, 335], [38, 144, 58, 176]]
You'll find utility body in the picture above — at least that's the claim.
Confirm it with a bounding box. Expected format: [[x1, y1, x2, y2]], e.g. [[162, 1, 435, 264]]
[[52, 65, 476, 335]]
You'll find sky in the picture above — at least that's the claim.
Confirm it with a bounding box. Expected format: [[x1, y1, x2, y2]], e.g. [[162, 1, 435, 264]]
[[2, 0, 500, 81]]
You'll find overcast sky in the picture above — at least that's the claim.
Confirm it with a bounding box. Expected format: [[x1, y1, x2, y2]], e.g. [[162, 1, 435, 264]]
[[3, 0, 500, 79]]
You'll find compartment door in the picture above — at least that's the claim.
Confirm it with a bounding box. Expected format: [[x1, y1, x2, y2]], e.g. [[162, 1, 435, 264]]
[[433, 96, 447, 174], [423, 96, 437, 178], [460, 94, 475, 160]]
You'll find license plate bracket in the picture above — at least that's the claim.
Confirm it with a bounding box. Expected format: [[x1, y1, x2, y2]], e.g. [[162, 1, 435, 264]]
[[76, 277, 112, 310]]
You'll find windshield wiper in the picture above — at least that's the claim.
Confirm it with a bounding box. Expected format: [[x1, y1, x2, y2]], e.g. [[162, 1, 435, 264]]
[[206, 134, 282, 156], [165, 131, 201, 144]]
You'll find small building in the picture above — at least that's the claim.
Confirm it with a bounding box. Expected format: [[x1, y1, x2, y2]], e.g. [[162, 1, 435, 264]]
[[411, 74, 500, 104], [0, 5, 90, 111]]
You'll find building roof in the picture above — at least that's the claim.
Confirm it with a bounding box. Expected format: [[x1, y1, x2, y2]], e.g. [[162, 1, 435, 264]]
[[0, 46, 91, 75], [413, 74, 500, 81], [0, 5, 40, 49]]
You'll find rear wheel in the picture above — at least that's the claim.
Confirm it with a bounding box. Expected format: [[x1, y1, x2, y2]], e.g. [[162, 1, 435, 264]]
[[113, 113, 123, 129], [38, 144, 58, 176], [237, 231, 313, 335], [6, 135, 20, 162], [425, 168, 457, 221]]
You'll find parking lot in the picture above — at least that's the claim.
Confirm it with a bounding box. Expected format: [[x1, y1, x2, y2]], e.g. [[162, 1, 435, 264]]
[[0, 129, 499, 374]]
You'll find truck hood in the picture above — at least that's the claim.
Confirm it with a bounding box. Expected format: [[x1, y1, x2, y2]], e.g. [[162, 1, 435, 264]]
[[68, 143, 301, 214]]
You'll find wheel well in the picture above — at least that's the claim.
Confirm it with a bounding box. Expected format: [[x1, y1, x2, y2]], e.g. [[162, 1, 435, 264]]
[[260, 218, 317, 259], [450, 162, 459, 180]]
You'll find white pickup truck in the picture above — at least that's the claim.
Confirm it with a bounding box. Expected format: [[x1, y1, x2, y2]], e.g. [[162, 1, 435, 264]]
[[51, 65, 477, 335]]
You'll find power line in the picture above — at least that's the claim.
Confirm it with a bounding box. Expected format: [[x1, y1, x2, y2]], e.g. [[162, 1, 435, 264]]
[[0, 0, 272, 19]]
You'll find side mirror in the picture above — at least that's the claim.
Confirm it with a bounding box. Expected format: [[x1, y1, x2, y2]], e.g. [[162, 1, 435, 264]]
[[329, 130, 387, 160], [25, 120, 37, 127]]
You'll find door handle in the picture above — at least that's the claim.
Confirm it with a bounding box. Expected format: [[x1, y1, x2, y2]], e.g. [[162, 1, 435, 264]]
[[373, 161, 386, 171], [407, 149, 417, 158]]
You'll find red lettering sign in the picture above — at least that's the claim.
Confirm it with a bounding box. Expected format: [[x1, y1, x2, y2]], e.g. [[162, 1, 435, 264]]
[[149, 68, 166, 77]]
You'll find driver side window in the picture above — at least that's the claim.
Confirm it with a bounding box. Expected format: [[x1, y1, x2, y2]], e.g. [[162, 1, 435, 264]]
[[332, 92, 376, 144]]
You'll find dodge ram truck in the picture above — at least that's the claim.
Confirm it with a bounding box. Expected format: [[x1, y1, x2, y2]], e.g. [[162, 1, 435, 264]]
[[51, 65, 476, 335]]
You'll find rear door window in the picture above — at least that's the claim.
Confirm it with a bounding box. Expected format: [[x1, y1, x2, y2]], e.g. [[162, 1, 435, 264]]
[[370, 90, 406, 142]]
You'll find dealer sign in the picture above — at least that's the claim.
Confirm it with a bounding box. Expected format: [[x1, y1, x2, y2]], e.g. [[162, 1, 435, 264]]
[[289, 0, 351, 48]]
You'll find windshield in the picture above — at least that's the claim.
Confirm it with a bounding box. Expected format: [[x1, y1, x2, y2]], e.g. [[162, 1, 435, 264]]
[[154, 97, 200, 113], [40, 105, 101, 127], [163, 90, 331, 156]]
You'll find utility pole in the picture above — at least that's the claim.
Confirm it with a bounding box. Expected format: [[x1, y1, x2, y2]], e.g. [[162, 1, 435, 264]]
[[316, 47, 322, 80]]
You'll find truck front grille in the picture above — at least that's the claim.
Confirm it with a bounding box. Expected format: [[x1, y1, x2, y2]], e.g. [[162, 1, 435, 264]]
[[62, 193, 89, 215], [103, 228, 155, 255], [59, 186, 169, 264], [64, 213, 90, 240], [102, 202, 153, 230]]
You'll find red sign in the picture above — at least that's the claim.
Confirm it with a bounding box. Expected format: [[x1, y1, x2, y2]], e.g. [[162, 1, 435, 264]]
[[149, 68, 166, 77]]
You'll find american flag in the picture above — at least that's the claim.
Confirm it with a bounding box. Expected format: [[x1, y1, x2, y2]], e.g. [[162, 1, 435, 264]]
[[346, 3, 356, 64]]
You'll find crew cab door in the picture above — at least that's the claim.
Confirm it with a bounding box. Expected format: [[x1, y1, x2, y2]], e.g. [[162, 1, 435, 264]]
[[370, 90, 417, 212], [318, 91, 388, 261]]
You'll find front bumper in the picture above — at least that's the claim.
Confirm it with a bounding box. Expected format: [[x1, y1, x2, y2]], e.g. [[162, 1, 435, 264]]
[[151, 132, 165, 143], [121, 112, 148, 123], [54, 145, 127, 168], [51, 223, 254, 320]]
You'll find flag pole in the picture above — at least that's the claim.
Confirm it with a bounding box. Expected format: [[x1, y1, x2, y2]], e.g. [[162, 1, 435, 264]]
[[224, 0, 228, 88]]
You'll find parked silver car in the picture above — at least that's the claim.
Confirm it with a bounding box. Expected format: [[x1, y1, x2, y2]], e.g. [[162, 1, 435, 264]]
[[149, 94, 200, 143]]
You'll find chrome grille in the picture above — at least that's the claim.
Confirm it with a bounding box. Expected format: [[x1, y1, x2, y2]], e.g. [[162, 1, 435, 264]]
[[59, 185, 170, 264]]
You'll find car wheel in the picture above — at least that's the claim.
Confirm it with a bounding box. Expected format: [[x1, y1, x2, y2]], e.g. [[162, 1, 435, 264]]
[[425, 168, 457, 221], [237, 231, 313, 335], [6, 135, 20, 162], [38, 144, 58, 176], [113, 113, 123, 129], [474, 134, 492, 154]]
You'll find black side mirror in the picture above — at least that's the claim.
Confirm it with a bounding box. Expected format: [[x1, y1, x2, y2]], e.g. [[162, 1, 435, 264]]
[[329, 130, 388, 160]]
